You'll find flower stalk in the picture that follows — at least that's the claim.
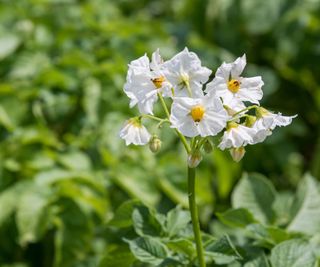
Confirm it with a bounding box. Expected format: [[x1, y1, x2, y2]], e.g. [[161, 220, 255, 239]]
[[188, 167, 206, 267]]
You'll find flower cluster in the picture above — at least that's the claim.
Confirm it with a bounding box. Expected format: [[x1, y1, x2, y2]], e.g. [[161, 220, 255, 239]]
[[120, 48, 296, 163]]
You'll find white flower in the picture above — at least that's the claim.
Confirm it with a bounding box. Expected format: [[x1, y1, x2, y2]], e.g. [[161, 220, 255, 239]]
[[206, 54, 264, 106], [119, 118, 151, 145], [170, 94, 228, 137], [123, 49, 171, 115], [256, 107, 297, 130], [218, 122, 257, 150], [163, 48, 211, 98]]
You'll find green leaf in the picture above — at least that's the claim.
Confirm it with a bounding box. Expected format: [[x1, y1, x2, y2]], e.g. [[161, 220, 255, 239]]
[[244, 253, 270, 267], [246, 224, 292, 248], [82, 77, 101, 126], [0, 104, 14, 131], [165, 206, 191, 237], [0, 182, 29, 226], [231, 173, 276, 224], [132, 205, 164, 237], [54, 199, 93, 267], [272, 192, 294, 226], [166, 239, 195, 259], [0, 34, 20, 60], [126, 236, 168, 266], [287, 174, 320, 235], [99, 245, 135, 267], [217, 208, 257, 228], [108, 199, 141, 228], [16, 186, 53, 245], [58, 151, 92, 171], [205, 235, 242, 265], [241, 0, 283, 34], [270, 239, 317, 267]]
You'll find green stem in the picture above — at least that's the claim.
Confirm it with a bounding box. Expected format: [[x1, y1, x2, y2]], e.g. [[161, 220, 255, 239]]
[[188, 167, 206, 267], [231, 105, 258, 117], [157, 93, 191, 153], [140, 114, 165, 122]]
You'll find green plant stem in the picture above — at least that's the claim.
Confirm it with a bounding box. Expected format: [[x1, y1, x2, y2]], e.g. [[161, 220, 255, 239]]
[[188, 167, 206, 267], [231, 105, 258, 117], [158, 92, 204, 265], [140, 114, 165, 122], [157, 93, 191, 153]]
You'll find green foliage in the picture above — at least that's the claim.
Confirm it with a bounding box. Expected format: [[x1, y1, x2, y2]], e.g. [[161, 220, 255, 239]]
[[0, 0, 319, 266], [213, 174, 320, 266]]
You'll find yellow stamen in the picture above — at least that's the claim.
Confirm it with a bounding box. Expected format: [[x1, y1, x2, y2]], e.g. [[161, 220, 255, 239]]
[[191, 105, 205, 122], [151, 76, 165, 89], [228, 79, 240, 93]]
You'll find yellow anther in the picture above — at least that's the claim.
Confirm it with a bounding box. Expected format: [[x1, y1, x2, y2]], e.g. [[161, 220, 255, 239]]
[[191, 105, 205, 122], [228, 79, 241, 93], [151, 76, 165, 89]]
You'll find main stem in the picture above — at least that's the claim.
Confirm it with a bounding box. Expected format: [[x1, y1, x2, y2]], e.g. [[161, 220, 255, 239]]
[[188, 167, 206, 267], [157, 92, 205, 266]]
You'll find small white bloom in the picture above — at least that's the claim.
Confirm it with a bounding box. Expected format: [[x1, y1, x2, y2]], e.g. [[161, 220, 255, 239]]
[[119, 118, 151, 146], [256, 107, 297, 130], [170, 94, 228, 137], [163, 47, 211, 98], [206, 54, 264, 106], [123, 49, 171, 115], [218, 122, 256, 150]]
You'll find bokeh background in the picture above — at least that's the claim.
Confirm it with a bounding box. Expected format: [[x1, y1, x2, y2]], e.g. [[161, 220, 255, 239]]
[[0, 0, 319, 266]]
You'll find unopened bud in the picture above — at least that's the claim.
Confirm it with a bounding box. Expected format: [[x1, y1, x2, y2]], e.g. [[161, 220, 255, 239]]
[[149, 135, 161, 153], [230, 147, 246, 162], [188, 150, 202, 168], [203, 139, 213, 153], [245, 115, 257, 127]]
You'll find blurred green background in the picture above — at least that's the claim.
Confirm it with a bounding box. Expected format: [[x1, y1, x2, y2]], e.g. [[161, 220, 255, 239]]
[[0, 0, 319, 266]]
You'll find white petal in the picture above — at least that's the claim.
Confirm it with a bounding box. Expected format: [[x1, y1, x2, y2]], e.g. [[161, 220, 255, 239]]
[[215, 62, 232, 80], [119, 120, 151, 146], [198, 110, 228, 136], [231, 54, 246, 78], [235, 77, 263, 104], [128, 54, 149, 71], [218, 125, 255, 150], [270, 113, 297, 130]]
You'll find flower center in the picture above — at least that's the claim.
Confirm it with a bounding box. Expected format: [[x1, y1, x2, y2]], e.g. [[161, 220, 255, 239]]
[[227, 79, 240, 93], [151, 76, 165, 89], [191, 105, 205, 122]]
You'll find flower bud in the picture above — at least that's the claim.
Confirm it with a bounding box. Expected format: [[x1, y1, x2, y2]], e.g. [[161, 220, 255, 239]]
[[188, 150, 202, 168], [149, 135, 161, 153], [203, 139, 213, 153], [229, 147, 246, 162], [245, 115, 257, 127]]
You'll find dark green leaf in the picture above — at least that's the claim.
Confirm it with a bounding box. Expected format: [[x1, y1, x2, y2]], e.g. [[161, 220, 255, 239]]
[[125, 236, 168, 266], [231, 173, 276, 224], [108, 199, 141, 228], [165, 206, 191, 237], [132, 205, 164, 237], [217, 208, 257, 228]]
